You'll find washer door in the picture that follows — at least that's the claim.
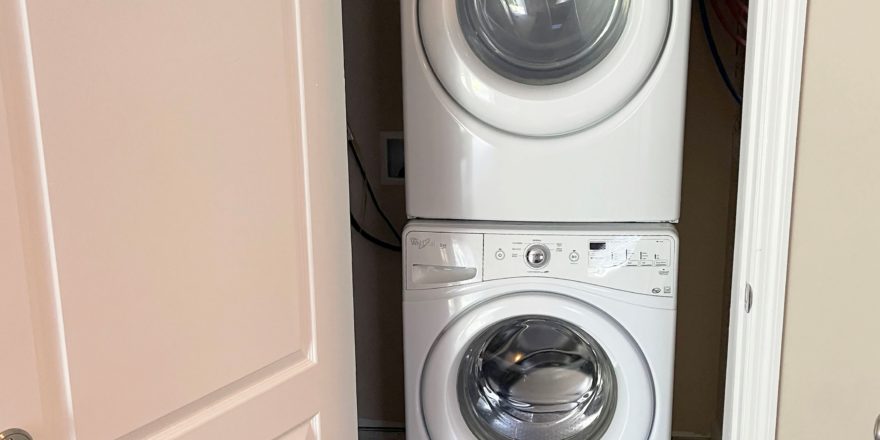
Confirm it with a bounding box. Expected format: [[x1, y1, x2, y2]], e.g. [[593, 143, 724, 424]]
[[420, 292, 654, 439], [418, 0, 672, 136]]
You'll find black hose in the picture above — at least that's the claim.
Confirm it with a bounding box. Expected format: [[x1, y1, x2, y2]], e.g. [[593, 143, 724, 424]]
[[699, 0, 744, 105], [347, 138, 402, 242], [350, 213, 401, 252]]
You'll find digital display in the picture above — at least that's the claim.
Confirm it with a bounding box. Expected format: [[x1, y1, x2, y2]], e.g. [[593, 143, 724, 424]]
[[589, 242, 606, 251]]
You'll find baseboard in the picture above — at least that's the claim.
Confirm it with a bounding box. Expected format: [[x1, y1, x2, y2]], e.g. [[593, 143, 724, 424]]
[[672, 431, 713, 440], [357, 419, 406, 440], [358, 418, 405, 429], [357, 421, 712, 439], [357, 430, 405, 440]]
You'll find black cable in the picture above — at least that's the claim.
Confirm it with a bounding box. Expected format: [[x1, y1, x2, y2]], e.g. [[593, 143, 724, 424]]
[[347, 131, 401, 242], [345, 127, 402, 251], [698, 0, 744, 105], [350, 213, 402, 252]]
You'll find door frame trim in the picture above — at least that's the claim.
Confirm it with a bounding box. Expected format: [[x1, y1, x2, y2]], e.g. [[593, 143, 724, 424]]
[[0, 2, 76, 438], [722, 0, 809, 439]]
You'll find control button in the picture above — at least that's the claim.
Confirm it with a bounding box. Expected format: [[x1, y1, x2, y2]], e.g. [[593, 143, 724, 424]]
[[495, 249, 506, 260], [652, 287, 662, 294], [626, 260, 639, 267], [664, 286, 672, 294], [655, 260, 669, 267], [525, 244, 550, 269], [659, 269, 670, 276], [569, 251, 580, 262], [639, 260, 654, 267], [588, 254, 607, 264]]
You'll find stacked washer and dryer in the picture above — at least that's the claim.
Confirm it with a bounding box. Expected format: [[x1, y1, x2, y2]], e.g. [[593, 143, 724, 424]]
[[400, 1, 691, 439]]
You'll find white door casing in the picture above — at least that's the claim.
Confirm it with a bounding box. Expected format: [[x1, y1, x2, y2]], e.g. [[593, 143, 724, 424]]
[[722, 0, 808, 439], [0, 0, 357, 438]]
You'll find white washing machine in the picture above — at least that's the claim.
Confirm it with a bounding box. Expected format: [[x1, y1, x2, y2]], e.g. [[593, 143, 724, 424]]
[[402, 0, 692, 222], [403, 221, 678, 439]]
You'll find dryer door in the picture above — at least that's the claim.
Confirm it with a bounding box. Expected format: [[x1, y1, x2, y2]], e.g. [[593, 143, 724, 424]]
[[418, 0, 672, 136], [420, 292, 655, 439]]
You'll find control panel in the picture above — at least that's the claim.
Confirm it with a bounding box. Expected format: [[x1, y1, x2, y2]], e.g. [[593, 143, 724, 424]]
[[484, 234, 676, 297], [403, 227, 677, 298]]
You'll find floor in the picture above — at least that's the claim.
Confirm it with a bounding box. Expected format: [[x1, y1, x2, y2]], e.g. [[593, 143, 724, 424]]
[[358, 431, 712, 439], [358, 429, 405, 440]]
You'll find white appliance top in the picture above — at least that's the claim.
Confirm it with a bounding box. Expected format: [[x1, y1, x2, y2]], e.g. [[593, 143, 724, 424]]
[[404, 221, 678, 298]]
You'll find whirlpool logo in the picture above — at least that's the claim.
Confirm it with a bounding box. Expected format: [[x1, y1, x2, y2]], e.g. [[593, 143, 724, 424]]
[[409, 237, 434, 249]]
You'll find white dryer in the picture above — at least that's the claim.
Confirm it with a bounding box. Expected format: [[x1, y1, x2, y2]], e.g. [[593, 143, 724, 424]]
[[403, 221, 678, 439], [402, 0, 692, 222]]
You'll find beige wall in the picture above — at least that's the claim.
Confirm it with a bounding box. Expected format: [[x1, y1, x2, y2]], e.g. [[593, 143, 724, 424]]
[[776, 2, 880, 439], [342, 1, 743, 434]]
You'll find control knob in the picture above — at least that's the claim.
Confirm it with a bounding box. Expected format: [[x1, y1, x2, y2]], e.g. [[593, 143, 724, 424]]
[[525, 244, 550, 269]]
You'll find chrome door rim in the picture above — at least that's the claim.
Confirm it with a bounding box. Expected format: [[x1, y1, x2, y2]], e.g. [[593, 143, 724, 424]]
[[457, 315, 618, 439], [419, 291, 656, 439]]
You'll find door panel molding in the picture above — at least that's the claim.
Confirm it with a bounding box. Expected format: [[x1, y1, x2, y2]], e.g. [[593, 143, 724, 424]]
[[0, 1, 74, 438], [118, 354, 316, 439]]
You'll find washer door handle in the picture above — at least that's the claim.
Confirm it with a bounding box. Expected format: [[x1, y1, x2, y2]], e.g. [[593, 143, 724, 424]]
[[874, 413, 880, 440], [411, 264, 477, 285]]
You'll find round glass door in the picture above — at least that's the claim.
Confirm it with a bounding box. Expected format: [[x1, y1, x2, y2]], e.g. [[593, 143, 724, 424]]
[[418, 292, 655, 439], [458, 316, 617, 440], [458, 0, 631, 85], [417, 0, 672, 136]]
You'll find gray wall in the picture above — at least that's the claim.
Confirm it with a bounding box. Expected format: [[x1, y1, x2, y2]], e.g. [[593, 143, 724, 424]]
[[676, 7, 743, 436], [342, 1, 743, 434], [343, 0, 407, 426]]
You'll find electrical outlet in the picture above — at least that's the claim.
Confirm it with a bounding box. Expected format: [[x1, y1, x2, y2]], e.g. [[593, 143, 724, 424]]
[[380, 131, 404, 185]]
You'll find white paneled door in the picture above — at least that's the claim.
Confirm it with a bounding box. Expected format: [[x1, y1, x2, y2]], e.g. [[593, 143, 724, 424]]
[[0, 1, 357, 439]]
